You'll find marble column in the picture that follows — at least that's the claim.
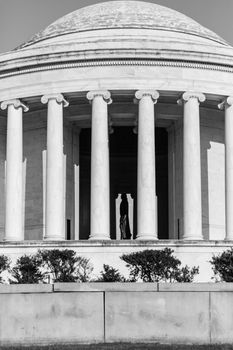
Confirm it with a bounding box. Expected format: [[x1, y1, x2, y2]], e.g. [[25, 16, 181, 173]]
[[41, 93, 68, 240], [218, 97, 233, 240], [135, 90, 159, 240], [1, 99, 28, 241], [87, 90, 112, 240], [178, 92, 205, 240]]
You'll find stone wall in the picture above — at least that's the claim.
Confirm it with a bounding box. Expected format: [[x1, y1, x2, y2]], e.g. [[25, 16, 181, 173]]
[[0, 282, 233, 345]]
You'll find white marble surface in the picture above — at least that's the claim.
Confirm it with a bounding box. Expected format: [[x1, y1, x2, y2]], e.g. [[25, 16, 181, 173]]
[[41, 94, 67, 240], [0, 100, 26, 241], [87, 91, 111, 239], [182, 93, 205, 240], [136, 91, 158, 239]]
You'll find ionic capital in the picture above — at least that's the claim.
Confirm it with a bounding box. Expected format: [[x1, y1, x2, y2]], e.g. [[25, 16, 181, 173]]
[[177, 92, 206, 106], [86, 90, 112, 104], [135, 90, 159, 104], [41, 93, 69, 107], [218, 96, 233, 110], [0, 99, 29, 112]]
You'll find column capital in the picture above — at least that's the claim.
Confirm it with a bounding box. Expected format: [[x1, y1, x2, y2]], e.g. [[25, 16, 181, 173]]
[[1, 99, 29, 112], [218, 96, 233, 110], [177, 91, 206, 106], [135, 90, 159, 104], [86, 90, 112, 104], [41, 93, 69, 107]]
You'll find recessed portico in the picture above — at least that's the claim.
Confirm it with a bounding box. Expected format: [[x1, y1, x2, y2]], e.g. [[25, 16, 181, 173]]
[[0, 88, 229, 242]]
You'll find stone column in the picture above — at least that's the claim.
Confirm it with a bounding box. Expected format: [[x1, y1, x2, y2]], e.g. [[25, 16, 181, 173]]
[[218, 97, 233, 240], [87, 91, 112, 240], [178, 92, 205, 240], [135, 90, 159, 240], [41, 93, 68, 240], [1, 99, 28, 241]]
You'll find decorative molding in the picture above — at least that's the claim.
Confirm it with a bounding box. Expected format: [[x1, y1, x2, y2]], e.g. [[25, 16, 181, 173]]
[[177, 91, 206, 105], [135, 90, 159, 103], [2, 59, 233, 79], [218, 96, 233, 110], [86, 90, 112, 104], [0, 99, 29, 112], [41, 93, 69, 107]]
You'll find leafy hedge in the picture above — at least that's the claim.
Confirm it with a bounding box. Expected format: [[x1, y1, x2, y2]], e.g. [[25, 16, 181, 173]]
[[95, 264, 126, 282], [210, 248, 233, 282], [9, 249, 93, 284], [121, 248, 199, 282], [0, 255, 11, 283], [0, 248, 201, 284]]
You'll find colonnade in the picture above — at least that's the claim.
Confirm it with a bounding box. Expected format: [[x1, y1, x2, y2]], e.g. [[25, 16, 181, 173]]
[[0, 91, 232, 241]]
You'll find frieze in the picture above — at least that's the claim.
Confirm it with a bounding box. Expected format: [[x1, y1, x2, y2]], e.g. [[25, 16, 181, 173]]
[[1, 59, 233, 79]]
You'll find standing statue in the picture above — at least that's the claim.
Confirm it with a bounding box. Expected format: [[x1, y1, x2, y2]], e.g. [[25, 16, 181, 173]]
[[120, 193, 131, 240]]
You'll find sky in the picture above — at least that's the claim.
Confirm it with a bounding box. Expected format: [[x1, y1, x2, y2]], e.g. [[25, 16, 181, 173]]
[[0, 0, 233, 54]]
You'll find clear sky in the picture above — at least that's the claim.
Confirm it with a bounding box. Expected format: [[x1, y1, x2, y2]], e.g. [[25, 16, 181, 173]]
[[0, 0, 233, 54]]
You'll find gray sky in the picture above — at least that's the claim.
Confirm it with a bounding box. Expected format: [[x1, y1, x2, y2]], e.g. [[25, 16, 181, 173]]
[[0, 0, 233, 54]]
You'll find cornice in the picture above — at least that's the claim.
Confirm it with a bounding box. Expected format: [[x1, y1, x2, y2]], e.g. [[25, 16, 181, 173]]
[[1, 58, 233, 79]]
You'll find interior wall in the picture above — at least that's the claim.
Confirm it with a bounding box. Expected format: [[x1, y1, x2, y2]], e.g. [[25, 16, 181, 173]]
[[173, 119, 183, 239], [64, 124, 74, 240], [201, 109, 225, 240], [79, 129, 91, 239], [24, 112, 46, 240]]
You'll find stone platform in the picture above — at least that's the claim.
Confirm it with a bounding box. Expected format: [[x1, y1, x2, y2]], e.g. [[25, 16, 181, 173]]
[[1, 240, 233, 282]]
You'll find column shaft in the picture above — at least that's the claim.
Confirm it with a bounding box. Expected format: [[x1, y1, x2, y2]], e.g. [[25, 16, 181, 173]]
[[41, 94, 68, 240], [135, 90, 159, 239], [1, 99, 28, 241], [219, 97, 233, 239], [181, 92, 205, 240], [87, 91, 111, 239]]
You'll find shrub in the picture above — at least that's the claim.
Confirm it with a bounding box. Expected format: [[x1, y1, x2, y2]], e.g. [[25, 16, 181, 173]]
[[121, 248, 199, 282], [96, 264, 126, 282], [38, 249, 93, 282], [210, 248, 233, 282], [11, 254, 44, 284], [0, 255, 11, 283]]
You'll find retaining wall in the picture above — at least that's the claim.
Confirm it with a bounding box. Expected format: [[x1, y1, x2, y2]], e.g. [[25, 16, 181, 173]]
[[0, 283, 233, 345]]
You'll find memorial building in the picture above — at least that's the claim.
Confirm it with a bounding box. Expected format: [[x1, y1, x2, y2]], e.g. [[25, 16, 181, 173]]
[[1, 0, 233, 279]]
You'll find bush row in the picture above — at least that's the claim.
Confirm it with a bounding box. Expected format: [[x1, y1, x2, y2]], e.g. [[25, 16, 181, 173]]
[[0, 247, 232, 284]]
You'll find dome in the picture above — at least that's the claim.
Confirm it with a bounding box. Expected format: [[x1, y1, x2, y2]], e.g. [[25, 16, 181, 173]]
[[17, 1, 227, 50]]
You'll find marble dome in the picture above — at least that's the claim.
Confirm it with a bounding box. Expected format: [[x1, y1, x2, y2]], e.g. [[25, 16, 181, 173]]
[[17, 1, 227, 50]]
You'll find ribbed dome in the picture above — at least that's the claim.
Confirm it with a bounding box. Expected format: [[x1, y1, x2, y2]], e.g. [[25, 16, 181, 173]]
[[17, 1, 227, 50]]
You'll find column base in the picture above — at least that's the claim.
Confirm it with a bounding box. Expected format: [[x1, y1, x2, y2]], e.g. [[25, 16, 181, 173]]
[[182, 235, 203, 240], [4, 236, 24, 242], [89, 235, 110, 240], [43, 236, 65, 241], [136, 234, 158, 240]]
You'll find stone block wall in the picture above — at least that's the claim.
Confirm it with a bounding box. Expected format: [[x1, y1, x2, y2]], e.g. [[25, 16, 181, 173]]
[[0, 283, 233, 345]]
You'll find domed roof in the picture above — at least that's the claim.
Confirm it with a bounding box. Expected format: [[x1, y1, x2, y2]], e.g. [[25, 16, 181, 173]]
[[17, 1, 227, 50]]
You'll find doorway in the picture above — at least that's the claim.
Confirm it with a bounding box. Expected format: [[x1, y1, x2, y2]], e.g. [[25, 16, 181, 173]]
[[79, 126, 168, 239]]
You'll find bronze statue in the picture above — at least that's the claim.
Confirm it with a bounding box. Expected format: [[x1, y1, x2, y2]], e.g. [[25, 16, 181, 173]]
[[120, 193, 131, 239]]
